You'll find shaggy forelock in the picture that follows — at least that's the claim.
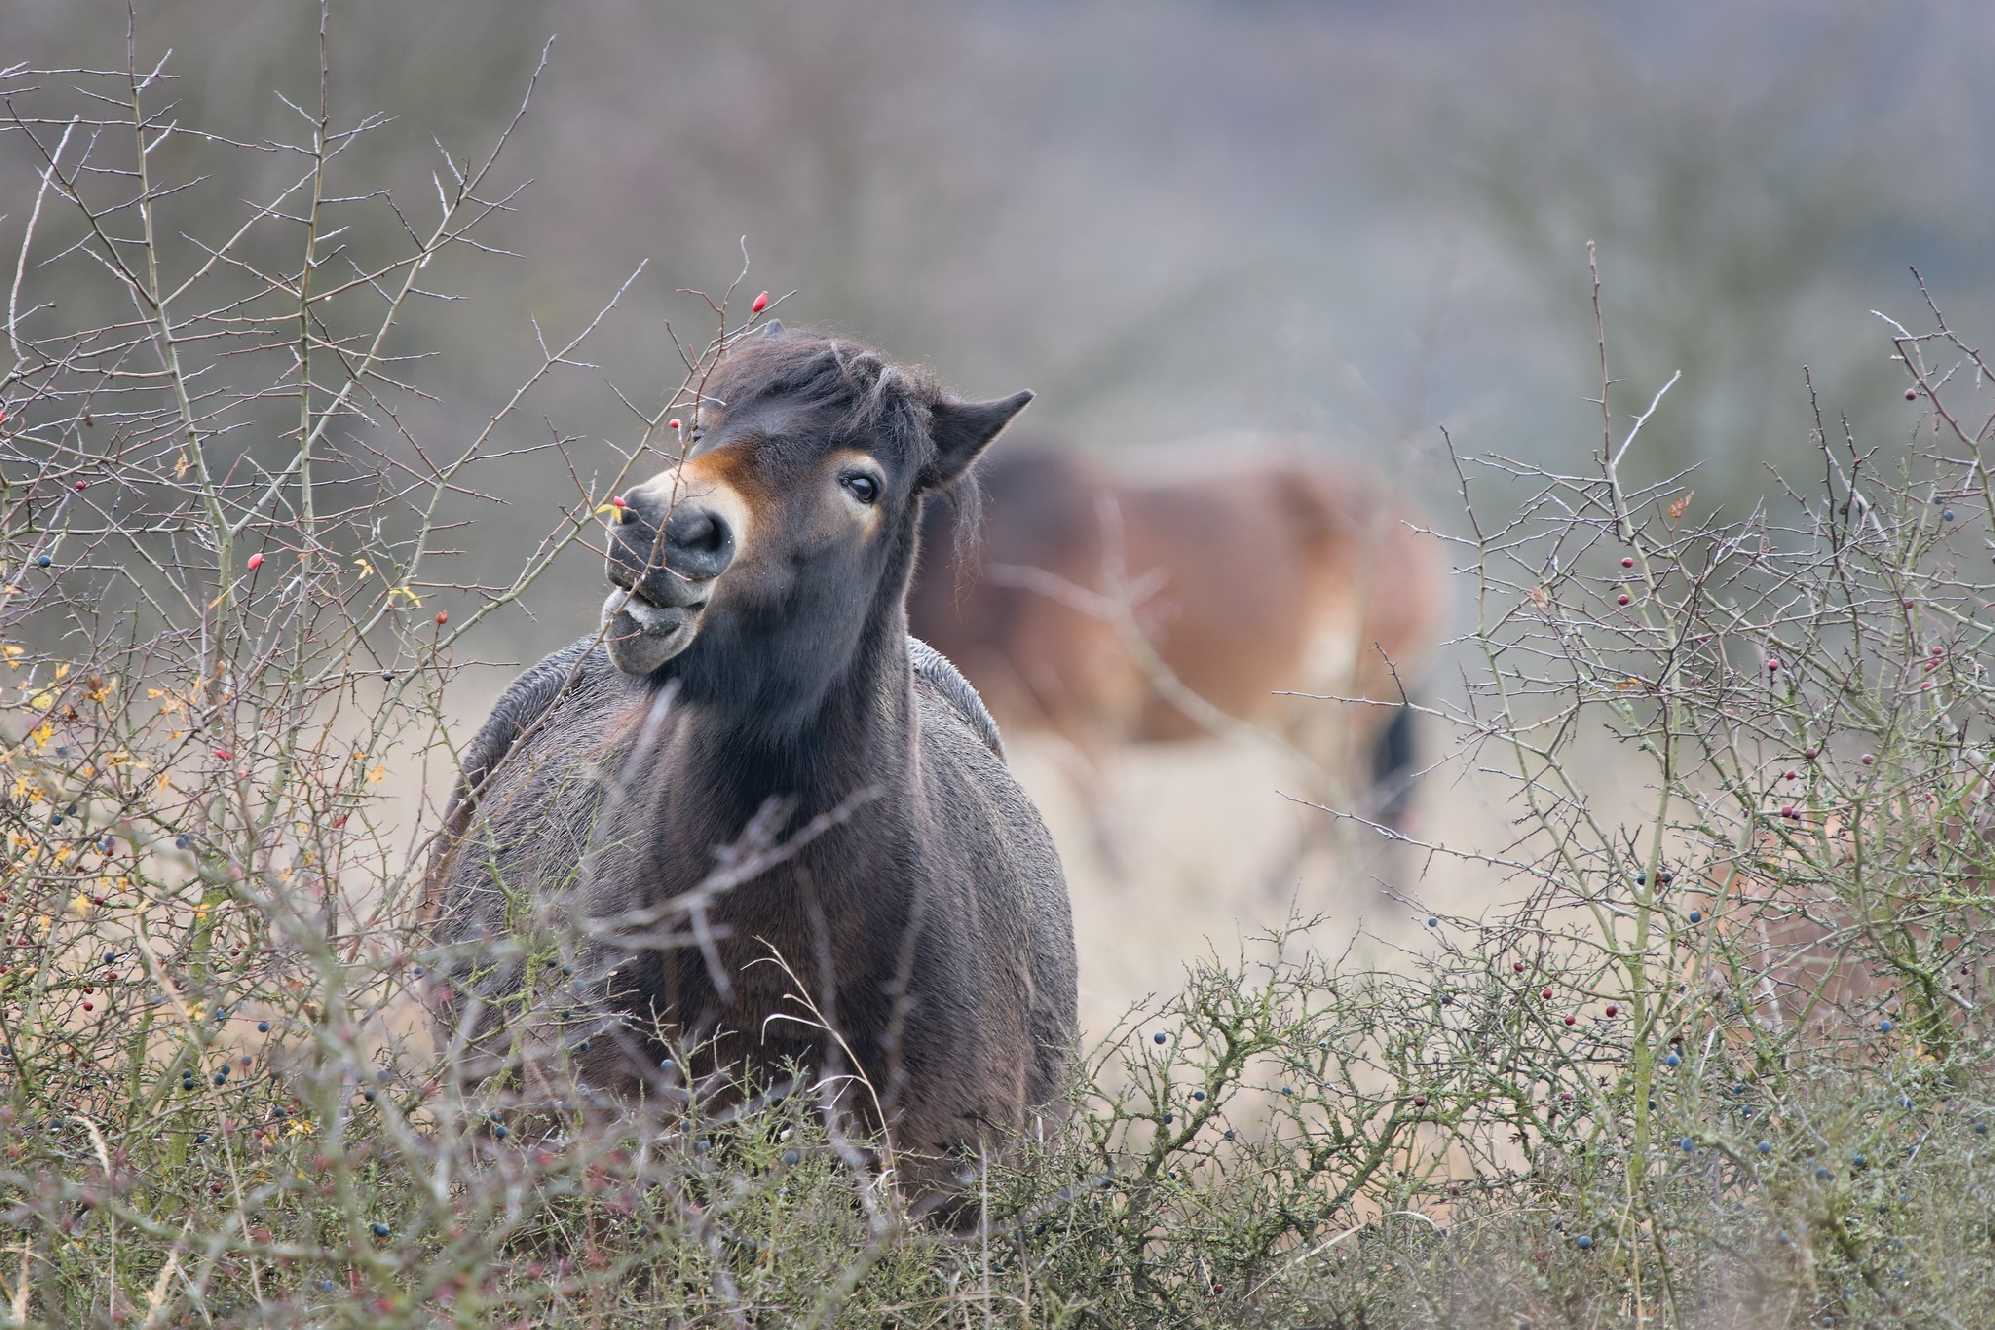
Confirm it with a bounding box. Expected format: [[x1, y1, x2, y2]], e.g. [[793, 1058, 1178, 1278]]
[[703, 331, 943, 469]]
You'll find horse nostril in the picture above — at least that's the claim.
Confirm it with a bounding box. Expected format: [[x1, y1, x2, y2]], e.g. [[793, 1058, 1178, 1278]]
[[663, 504, 734, 579]]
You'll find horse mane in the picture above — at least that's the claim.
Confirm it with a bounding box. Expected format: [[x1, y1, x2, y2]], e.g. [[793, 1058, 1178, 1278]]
[[704, 330, 942, 471]]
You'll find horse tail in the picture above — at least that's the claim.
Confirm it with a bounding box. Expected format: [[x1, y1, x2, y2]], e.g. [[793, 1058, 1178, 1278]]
[[1368, 700, 1420, 833]]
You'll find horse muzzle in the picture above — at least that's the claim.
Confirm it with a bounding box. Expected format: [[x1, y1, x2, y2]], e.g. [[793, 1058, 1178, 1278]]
[[601, 583, 706, 675]]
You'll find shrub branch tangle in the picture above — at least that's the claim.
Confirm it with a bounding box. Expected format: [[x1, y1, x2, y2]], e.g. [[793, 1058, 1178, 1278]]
[[2, 16, 1993, 1330]]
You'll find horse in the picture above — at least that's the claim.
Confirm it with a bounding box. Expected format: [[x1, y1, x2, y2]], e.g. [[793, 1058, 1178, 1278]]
[[905, 439, 1447, 876], [424, 325, 1078, 1199]]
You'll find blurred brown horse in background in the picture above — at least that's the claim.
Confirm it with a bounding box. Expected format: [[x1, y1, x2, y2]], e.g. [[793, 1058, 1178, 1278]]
[[908, 439, 1447, 882]]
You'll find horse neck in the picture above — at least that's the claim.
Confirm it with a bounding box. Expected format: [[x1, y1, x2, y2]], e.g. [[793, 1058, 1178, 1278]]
[[669, 603, 916, 842]]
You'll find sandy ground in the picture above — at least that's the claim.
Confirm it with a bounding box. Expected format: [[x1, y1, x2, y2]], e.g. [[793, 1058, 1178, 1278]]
[[1004, 729, 1518, 1036]]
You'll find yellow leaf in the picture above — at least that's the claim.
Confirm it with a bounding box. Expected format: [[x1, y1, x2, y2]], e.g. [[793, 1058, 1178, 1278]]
[[32, 720, 53, 747], [366, 765, 388, 784], [54, 663, 70, 681]]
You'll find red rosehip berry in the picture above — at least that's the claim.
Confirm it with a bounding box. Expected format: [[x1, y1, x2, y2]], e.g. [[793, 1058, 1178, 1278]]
[[1620, 556, 1634, 569], [1564, 1014, 1577, 1026], [1512, 961, 1526, 974], [1766, 656, 1780, 672], [213, 748, 233, 761], [609, 495, 626, 509], [1617, 593, 1631, 607], [1905, 388, 1918, 401], [434, 610, 448, 626], [667, 419, 682, 433], [751, 291, 769, 314], [246, 552, 264, 572], [1541, 987, 1554, 1000], [1605, 1004, 1619, 1018], [1861, 753, 1875, 765], [1780, 804, 1797, 819], [74, 479, 88, 492]]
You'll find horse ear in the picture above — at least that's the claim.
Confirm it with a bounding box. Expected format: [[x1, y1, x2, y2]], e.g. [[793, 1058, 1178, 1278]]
[[758, 319, 784, 339], [928, 390, 1034, 486]]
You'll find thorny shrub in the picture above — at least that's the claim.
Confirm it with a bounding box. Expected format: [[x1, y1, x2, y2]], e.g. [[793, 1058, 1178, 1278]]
[[2, 18, 1994, 1330]]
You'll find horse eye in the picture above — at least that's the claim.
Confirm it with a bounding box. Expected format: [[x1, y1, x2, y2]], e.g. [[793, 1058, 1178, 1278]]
[[841, 472, 880, 505]]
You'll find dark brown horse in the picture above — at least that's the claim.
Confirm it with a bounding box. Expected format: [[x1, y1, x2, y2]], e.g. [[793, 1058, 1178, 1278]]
[[907, 440, 1446, 865], [425, 327, 1077, 1193]]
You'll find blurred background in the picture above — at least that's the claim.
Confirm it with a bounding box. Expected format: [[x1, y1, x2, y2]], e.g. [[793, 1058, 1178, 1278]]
[[12, 0, 1995, 1028]]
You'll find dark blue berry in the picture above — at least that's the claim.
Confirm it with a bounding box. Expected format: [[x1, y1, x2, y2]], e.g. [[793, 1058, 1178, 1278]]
[[1153, 1032, 1167, 1045], [1688, 910, 1703, 924], [693, 1138, 711, 1154], [1945, 510, 1957, 522], [492, 1123, 508, 1140], [1975, 1122, 1989, 1136], [319, 1279, 336, 1293], [1815, 1166, 1833, 1181], [35, 554, 51, 569], [256, 1021, 270, 1033], [1192, 1090, 1206, 1102], [370, 1221, 390, 1238], [1161, 1113, 1173, 1125], [1757, 1140, 1772, 1154], [1576, 1234, 1594, 1250], [175, 835, 190, 850], [1664, 1053, 1681, 1068], [1679, 1137, 1695, 1152], [781, 1147, 800, 1167], [1879, 1020, 1894, 1034], [1222, 1129, 1235, 1141], [1426, 916, 1438, 928]]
